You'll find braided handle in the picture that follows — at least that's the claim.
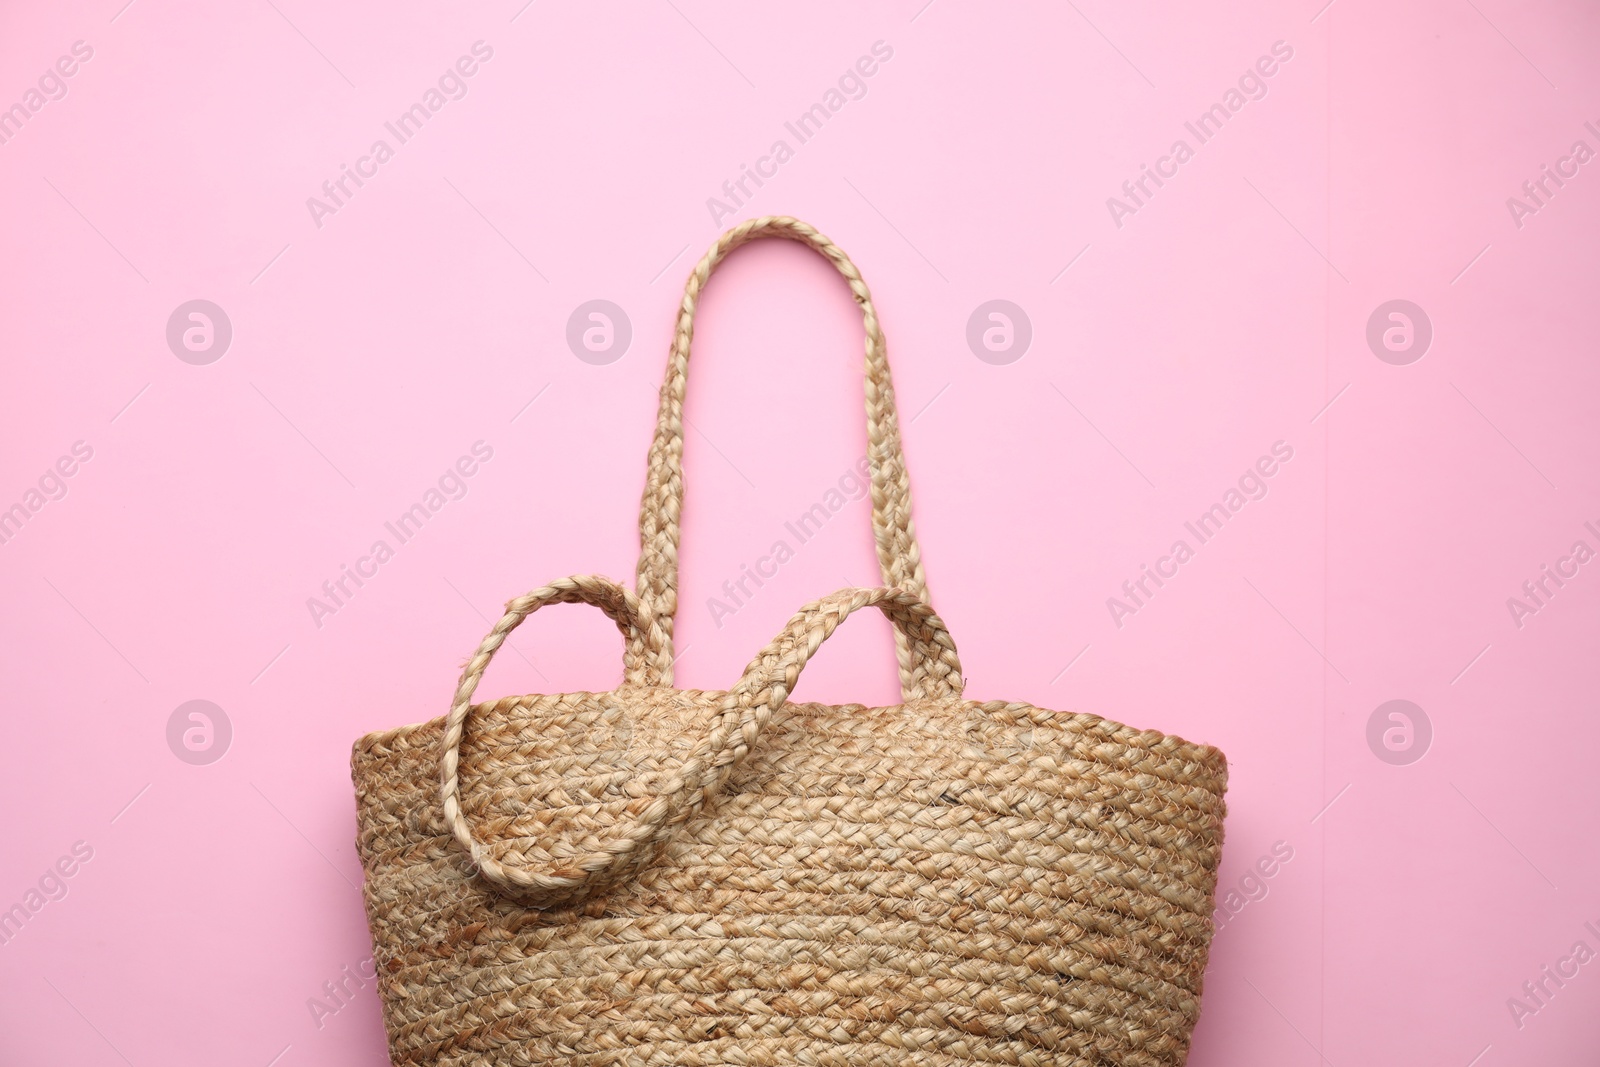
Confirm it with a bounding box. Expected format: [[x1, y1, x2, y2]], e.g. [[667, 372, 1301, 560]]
[[438, 575, 672, 895], [635, 216, 933, 698], [448, 585, 962, 907], [689, 586, 966, 816]]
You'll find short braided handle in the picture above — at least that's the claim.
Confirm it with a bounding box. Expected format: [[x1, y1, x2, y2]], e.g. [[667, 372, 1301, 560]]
[[635, 217, 933, 698], [438, 575, 672, 897], [681, 587, 965, 832], [447, 584, 962, 907]]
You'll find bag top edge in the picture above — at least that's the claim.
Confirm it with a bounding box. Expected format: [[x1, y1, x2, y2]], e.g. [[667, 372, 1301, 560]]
[[351, 689, 1228, 780]]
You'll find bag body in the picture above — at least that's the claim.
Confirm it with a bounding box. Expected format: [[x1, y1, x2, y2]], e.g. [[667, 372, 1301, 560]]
[[352, 218, 1228, 1066]]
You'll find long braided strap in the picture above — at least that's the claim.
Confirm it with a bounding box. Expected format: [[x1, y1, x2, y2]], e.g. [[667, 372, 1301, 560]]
[[443, 584, 962, 906], [634, 216, 933, 698]]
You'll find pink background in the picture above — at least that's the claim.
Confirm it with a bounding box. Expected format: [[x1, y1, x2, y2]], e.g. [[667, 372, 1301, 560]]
[[3, 1, 1599, 1064]]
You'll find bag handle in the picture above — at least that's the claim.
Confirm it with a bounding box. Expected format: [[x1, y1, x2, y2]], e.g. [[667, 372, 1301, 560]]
[[633, 216, 934, 698], [438, 574, 672, 882], [443, 584, 963, 907]]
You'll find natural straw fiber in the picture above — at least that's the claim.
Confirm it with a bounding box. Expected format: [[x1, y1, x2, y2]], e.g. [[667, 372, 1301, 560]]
[[352, 217, 1229, 1066]]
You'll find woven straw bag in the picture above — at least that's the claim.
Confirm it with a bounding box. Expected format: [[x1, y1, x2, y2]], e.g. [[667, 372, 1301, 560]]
[[352, 217, 1229, 1066]]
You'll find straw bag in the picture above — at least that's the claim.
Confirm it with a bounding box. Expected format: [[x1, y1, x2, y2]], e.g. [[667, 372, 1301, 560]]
[[351, 216, 1229, 1066]]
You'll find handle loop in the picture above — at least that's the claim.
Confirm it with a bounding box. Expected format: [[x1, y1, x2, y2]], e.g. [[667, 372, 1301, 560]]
[[438, 575, 671, 895], [633, 217, 933, 698], [444, 583, 962, 907]]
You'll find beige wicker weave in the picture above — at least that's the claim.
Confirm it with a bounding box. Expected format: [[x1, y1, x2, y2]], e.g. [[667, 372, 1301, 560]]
[[352, 217, 1229, 1066]]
